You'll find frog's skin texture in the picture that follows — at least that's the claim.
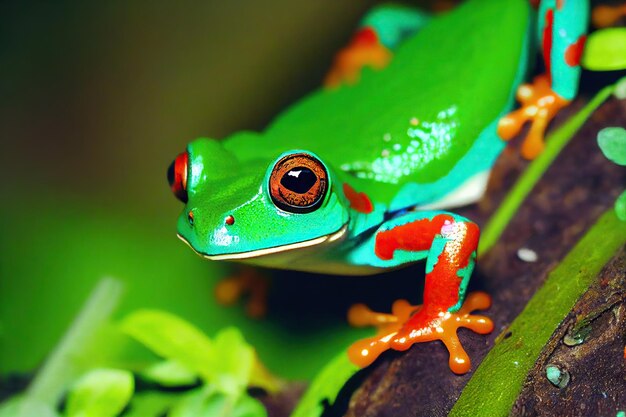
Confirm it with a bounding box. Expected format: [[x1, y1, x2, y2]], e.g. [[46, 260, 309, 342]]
[[169, 0, 588, 374]]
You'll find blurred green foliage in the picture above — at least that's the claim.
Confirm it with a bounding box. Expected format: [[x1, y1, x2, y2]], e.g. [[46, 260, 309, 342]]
[[65, 368, 134, 417]]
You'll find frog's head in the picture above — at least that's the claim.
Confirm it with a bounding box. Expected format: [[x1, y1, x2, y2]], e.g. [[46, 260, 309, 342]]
[[168, 138, 349, 262]]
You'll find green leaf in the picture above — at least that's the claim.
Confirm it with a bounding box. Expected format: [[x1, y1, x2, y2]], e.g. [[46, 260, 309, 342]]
[[141, 360, 198, 387], [615, 191, 626, 222], [169, 388, 267, 417], [122, 391, 181, 417], [121, 312, 274, 397], [598, 127, 626, 166], [168, 389, 223, 417], [249, 357, 283, 394], [66, 368, 134, 417], [0, 396, 60, 417], [291, 352, 358, 417], [209, 327, 255, 396], [231, 394, 267, 417], [582, 28, 626, 71], [120, 310, 214, 382]]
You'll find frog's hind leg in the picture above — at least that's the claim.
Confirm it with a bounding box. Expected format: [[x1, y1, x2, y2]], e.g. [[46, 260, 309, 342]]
[[214, 266, 269, 318], [498, 0, 589, 159], [347, 212, 494, 374], [324, 5, 430, 88]]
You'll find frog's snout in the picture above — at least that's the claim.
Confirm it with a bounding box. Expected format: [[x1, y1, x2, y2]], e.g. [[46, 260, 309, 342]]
[[176, 206, 241, 257]]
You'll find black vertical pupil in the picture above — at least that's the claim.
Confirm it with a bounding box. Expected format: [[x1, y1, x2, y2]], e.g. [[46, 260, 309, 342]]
[[280, 167, 317, 193]]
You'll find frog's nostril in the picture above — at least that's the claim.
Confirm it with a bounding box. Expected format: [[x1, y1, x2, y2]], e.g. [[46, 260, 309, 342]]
[[187, 210, 194, 226], [225, 215, 235, 226]]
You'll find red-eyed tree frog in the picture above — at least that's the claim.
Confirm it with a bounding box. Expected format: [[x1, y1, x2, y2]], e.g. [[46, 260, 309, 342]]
[[168, 0, 588, 374]]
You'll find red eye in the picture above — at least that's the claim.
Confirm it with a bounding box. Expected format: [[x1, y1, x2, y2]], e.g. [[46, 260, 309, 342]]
[[167, 152, 188, 203]]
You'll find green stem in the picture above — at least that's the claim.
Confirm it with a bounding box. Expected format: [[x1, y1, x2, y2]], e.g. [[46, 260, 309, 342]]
[[450, 210, 626, 417], [290, 352, 358, 417], [23, 278, 123, 410], [478, 85, 615, 255]]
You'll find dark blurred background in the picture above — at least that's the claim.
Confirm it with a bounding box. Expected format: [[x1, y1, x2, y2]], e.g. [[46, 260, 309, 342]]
[[0, 1, 385, 208]]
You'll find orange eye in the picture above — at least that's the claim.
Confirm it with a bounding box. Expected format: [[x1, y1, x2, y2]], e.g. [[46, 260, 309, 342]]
[[269, 153, 328, 213], [167, 152, 188, 203]]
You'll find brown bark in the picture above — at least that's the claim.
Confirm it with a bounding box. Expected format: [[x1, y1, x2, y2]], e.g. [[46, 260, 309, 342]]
[[512, 248, 626, 417]]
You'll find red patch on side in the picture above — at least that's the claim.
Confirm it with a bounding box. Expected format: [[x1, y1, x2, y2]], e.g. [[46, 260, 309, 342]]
[[542, 9, 554, 83], [374, 214, 453, 260], [565, 35, 586, 67], [556, 0, 564, 10], [353, 27, 378, 46], [343, 183, 374, 214]]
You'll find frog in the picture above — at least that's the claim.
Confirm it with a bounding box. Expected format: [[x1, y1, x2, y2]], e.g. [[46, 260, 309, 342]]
[[168, 0, 588, 374]]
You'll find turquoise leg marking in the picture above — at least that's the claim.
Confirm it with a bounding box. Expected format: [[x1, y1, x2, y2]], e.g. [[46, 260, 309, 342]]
[[449, 254, 475, 312], [539, 0, 589, 100], [360, 4, 430, 50], [425, 234, 447, 274]]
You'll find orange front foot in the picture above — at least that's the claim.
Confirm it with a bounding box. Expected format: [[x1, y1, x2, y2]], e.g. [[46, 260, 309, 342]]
[[497, 74, 570, 160], [347, 292, 494, 374], [215, 267, 269, 318]]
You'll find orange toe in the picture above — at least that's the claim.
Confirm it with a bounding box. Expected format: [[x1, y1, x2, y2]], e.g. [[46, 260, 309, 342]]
[[347, 292, 494, 374], [346, 299, 418, 367], [497, 74, 569, 160]]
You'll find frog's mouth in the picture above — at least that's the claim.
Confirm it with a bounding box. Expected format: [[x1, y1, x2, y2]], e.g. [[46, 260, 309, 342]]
[[177, 223, 348, 261]]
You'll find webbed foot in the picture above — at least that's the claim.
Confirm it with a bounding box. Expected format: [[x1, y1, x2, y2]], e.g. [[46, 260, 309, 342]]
[[347, 292, 493, 374], [497, 74, 569, 160], [215, 267, 269, 318]]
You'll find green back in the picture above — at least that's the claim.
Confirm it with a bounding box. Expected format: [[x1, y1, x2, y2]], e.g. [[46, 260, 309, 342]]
[[224, 0, 529, 203]]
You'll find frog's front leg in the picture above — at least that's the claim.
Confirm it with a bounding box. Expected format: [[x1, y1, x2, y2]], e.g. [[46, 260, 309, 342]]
[[498, 0, 589, 159], [347, 212, 494, 374]]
